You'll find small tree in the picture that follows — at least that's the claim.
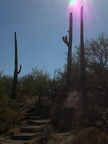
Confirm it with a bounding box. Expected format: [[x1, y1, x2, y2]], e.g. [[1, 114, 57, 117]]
[[18, 74, 35, 96], [85, 33, 108, 89], [32, 67, 51, 105]]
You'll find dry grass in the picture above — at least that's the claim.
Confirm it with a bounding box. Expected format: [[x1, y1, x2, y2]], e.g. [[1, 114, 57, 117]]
[[72, 128, 108, 144], [46, 128, 108, 144], [47, 132, 74, 144], [0, 107, 26, 135]]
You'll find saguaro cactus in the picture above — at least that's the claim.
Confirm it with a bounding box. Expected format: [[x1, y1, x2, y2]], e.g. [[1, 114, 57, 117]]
[[80, 7, 87, 108], [62, 12, 73, 90], [12, 32, 21, 99]]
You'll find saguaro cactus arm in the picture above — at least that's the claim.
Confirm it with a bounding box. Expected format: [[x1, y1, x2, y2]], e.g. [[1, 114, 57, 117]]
[[62, 36, 69, 47], [18, 64, 21, 74]]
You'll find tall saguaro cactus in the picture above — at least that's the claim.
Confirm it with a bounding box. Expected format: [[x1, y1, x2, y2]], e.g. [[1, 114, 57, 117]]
[[80, 7, 87, 108], [62, 12, 73, 90], [12, 32, 21, 99]]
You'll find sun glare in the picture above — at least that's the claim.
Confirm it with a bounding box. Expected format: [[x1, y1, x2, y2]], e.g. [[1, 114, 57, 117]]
[[68, 0, 77, 13], [68, 0, 90, 14], [67, 0, 97, 37], [69, 0, 76, 5], [69, 0, 76, 6]]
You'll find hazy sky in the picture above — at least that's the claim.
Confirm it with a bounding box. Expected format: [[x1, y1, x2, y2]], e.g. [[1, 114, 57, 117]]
[[0, 0, 108, 77]]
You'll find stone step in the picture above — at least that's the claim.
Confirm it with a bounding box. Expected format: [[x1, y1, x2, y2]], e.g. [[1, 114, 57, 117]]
[[27, 116, 45, 120], [11, 133, 37, 140], [10, 103, 24, 109], [20, 125, 45, 133], [26, 119, 50, 125], [1, 139, 38, 144], [25, 112, 34, 117]]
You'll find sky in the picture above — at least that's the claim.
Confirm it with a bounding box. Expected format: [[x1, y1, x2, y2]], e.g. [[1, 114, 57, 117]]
[[0, 0, 108, 77]]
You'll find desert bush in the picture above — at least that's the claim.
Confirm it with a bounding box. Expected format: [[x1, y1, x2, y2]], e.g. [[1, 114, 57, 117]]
[[32, 67, 51, 105], [0, 107, 25, 132], [0, 93, 25, 133], [0, 96, 10, 112]]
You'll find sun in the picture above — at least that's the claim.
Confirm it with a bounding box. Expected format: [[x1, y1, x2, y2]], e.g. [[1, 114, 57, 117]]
[[69, 0, 76, 5], [68, 0, 77, 12]]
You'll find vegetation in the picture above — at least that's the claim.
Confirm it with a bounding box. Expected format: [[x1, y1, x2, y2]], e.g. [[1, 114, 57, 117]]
[[0, 32, 108, 142], [0, 7, 108, 144]]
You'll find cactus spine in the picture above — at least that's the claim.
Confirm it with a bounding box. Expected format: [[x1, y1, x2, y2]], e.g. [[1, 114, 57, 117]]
[[12, 32, 21, 99], [62, 12, 73, 90]]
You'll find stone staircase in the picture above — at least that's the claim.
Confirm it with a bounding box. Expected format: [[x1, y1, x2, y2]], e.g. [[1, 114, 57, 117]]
[[1, 104, 51, 144]]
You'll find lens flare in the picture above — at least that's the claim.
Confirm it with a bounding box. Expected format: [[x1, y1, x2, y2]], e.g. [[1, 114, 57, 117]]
[[68, 0, 77, 13], [69, 0, 76, 5]]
